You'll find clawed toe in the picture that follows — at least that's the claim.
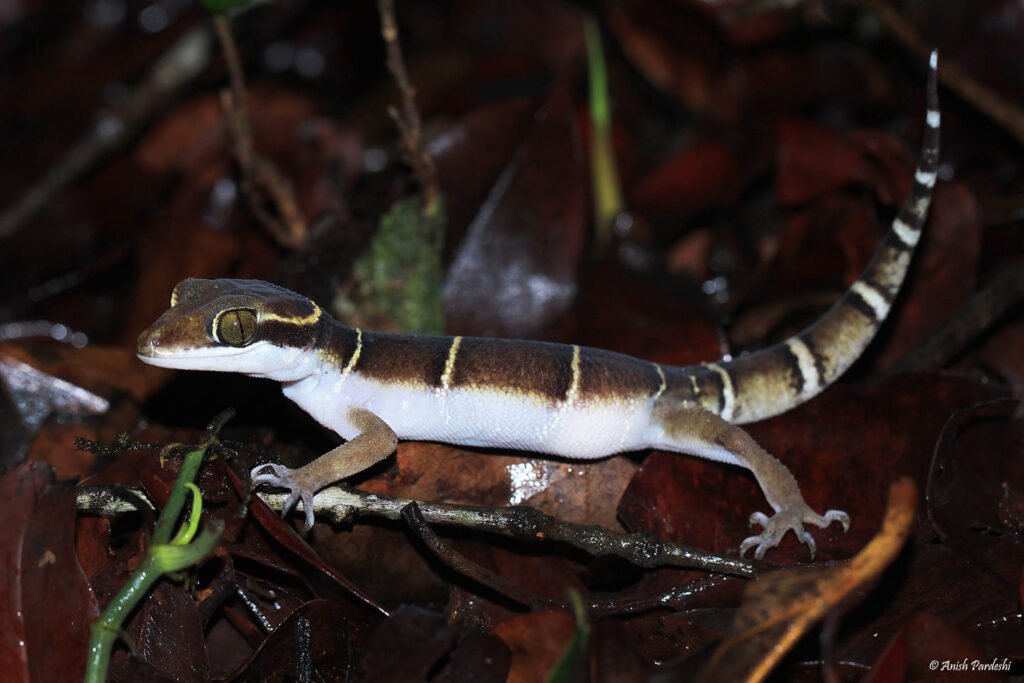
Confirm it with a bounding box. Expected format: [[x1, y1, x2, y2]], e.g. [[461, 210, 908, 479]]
[[822, 509, 850, 531], [250, 463, 317, 531], [740, 505, 850, 560]]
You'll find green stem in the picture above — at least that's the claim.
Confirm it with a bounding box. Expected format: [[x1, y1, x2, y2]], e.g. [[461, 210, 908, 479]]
[[84, 445, 210, 683], [584, 13, 624, 253]]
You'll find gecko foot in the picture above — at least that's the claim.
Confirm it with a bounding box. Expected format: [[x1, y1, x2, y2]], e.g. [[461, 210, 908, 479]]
[[739, 505, 850, 560], [250, 463, 317, 531]]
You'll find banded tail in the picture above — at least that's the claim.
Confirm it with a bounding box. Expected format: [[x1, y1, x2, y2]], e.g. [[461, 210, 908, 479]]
[[694, 51, 940, 426]]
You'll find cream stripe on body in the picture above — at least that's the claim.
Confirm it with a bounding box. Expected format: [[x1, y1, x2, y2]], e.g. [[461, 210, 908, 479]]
[[892, 217, 921, 247], [850, 281, 892, 320], [705, 362, 735, 421], [336, 327, 362, 388], [652, 363, 667, 400], [785, 337, 820, 399], [438, 336, 463, 423], [567, 345, 581, 403]]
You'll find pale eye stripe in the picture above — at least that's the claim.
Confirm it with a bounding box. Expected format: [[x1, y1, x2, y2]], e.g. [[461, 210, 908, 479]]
[[915, 168, 937, 188], [892, 217, 921, 247], [260, 305, 322, 325], [851, 281, 892, 320], [785, 337, 820, 397], [652, 363, 667, 400], [440, 336, 462, 390], [705, 362, 735, 422]]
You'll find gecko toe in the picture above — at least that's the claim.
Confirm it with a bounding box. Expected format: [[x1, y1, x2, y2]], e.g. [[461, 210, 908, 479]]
[[250, 463, 318, 530], [739, 534, 767, 559], [739, 503, 850, 559], [300, 492, 315, 531], [748, 511, 770, 528], [250, 463, 293, 488], [801, 530, 817, 560], [822, 509, 850, 531]]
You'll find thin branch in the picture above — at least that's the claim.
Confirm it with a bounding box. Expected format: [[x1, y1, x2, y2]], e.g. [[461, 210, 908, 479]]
[[0, 26, 212, 240], [377, 0, 440, 215], [859, 0, 1024, 147], [77, 482, 756, 577], [271, 485, 757, 577], [213, 14, 308, 249], [402, 501, 561, 610], [887, 265, 1024, 374], [77, 485, 157, 517]]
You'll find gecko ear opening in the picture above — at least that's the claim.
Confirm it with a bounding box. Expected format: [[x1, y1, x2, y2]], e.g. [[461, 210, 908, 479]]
[[214, 308, 258, 346]]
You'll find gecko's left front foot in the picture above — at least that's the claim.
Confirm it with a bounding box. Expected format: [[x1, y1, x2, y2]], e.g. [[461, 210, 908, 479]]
[[739, 504, 850, 560], [250, 463, 317, 531]]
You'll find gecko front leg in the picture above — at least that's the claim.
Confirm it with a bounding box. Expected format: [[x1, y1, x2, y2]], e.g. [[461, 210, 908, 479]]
[[651, 403, 849, 559], [251, 407, 398, 530]]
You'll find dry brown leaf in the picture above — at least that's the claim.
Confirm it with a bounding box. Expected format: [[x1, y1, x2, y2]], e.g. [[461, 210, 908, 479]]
[[699, 477, 917, 683]]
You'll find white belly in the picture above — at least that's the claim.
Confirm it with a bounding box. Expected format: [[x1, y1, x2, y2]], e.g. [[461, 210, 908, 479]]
[[282, 369, 653, 459]]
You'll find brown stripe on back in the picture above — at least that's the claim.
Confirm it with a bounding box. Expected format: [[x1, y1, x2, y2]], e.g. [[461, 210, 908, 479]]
[[452, 337, 574, 402], [357, 332, 456, 386], [576, 347, 664, 401]]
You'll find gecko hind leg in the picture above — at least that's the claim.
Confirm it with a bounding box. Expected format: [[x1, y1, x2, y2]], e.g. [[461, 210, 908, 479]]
[[653, 402, 849, 560], [250, 407, 398, 530]]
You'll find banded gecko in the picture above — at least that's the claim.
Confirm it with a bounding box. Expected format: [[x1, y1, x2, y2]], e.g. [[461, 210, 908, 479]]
[[137, 54, 939, 559]]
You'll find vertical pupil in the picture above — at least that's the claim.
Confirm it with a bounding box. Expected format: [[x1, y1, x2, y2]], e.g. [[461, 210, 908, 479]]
[[227, 313, 242, 341], [219, 309, 255, 345]]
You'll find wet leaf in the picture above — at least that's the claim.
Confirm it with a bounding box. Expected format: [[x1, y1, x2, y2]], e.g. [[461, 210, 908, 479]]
[[109, 583, 209, 682], [0, 461, 99, 683], [444, 73, 586, 338]]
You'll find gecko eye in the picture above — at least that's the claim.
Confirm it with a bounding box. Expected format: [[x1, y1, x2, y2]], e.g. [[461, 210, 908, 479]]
[[215, 308, 258, 346]]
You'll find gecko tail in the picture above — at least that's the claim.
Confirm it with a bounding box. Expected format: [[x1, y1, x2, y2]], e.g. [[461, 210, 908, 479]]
[[698, 50, 940, 425]]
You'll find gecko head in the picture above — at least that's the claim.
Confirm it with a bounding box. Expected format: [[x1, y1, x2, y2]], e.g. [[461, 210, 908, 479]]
[[137, 278, 324, 381]]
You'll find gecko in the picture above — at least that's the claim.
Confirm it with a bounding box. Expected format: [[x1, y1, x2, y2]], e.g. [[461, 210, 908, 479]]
[[136, 53, 939, 560]]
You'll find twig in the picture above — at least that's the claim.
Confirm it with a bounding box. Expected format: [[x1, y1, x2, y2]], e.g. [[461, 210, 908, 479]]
[[402, 501, 560, 609], [377, 0, 440, 215], [77, 482, 756, 577], [213, 14, 308, 249], [266, 485, 756, 577], [77, 485, 157, 517], [0, 26, 212, 240], [887, 265, 1024, 374], [859, 0, 1024, 147]]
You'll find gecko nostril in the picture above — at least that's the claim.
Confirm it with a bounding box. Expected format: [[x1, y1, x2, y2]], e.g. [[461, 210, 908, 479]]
[[137, 329, 159, 355]]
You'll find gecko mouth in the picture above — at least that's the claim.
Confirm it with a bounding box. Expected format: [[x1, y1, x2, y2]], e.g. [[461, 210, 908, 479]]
[[136, 333, 255, 367]]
